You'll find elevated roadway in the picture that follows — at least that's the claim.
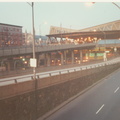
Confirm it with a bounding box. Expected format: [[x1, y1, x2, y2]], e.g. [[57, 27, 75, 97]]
[[0, 43, 96, 57]]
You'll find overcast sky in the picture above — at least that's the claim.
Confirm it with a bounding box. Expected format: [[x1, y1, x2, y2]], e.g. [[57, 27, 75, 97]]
[[0, 2, 120, 35]]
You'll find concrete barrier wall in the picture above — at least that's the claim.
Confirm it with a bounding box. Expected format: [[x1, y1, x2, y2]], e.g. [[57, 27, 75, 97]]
[[0, 63, 120, 120]]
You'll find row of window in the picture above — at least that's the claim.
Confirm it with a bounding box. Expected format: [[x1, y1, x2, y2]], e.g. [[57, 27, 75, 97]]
[[0, 32, 22, 36], [1, 27, 21, 32]]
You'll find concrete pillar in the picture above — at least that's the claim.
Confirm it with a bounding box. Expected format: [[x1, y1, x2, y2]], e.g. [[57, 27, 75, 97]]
[[80, 50, 83, 63], [14, 60, 18, 70], [46, 53, 51, 66], [36, 54, 41, 67], [94, 51, 97, 60], [44, 53, 46, 66], [87, 50, 90, 60], [71, 50, 74, 64], [7, 58, 14, 71], [64, 50, 67, 64], [61, 52, 64, 65]]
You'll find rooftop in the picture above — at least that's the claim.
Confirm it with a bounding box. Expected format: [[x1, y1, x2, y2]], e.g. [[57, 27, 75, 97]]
[[0, 23, 22, 28]]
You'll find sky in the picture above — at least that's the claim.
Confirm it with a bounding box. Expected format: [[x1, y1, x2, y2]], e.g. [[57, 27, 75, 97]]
[[0, 1, 120, 35]]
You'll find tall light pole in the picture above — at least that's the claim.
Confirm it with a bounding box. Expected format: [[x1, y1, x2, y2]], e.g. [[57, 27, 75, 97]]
[[32, 2, 36, 80], [112, 2, 120, 9], [90, 2, 120, 10], [27, 3, 37, 120], [28, 2, 36, 80]]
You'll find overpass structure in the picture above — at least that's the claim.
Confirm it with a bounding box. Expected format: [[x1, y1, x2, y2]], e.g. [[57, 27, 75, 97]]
[[0, 42, 96, 71], [0, 38, 120, 73], [0, 20, 120, 72]]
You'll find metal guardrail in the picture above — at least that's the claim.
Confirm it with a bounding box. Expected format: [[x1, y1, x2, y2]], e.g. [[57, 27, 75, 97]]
[[0, 58, 119, 86]]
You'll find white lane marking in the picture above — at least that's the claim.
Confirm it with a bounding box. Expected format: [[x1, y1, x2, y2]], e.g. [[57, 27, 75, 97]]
[[114, 87, 119, 93], [96, 104, 105, 114]]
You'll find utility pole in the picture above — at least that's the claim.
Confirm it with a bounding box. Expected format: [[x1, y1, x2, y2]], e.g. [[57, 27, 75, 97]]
[[32, 2, 36, 80]]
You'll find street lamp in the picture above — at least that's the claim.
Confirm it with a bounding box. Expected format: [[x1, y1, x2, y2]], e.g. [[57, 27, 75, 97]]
[[27, 3, 38, 120], [28, 2, 36, 80], [112, 2, 120, 9], [90, 2, 120, 10]]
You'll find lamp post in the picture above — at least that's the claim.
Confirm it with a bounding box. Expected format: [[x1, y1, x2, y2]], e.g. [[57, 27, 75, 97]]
[[32, 2, 36, 80], [112, 2, 120, 9], [28, 3, 37, 119], [90, 2, 120, 10], [28, 2, 36, 80]]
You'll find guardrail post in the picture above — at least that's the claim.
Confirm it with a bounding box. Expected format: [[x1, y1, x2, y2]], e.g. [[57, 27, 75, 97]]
[[31, 76, 34, 80], [49, 73, 51, 77], [37, 75, 39, 79], [14, 79, 17, 83]]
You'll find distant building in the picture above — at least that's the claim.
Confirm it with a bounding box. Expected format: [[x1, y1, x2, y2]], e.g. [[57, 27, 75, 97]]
[[23, 31, 47, 46], [0, 23, 23, 47], [23, 31, 33, 45]]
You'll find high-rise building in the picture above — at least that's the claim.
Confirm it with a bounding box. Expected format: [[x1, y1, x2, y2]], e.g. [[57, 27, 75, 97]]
[[0, 23, 22, 47]]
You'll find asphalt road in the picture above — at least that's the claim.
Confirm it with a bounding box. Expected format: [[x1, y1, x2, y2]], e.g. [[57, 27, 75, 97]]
[[45, 69, 120, 120]]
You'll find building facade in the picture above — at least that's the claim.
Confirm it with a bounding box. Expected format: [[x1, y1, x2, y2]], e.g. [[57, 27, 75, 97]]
[[23, 31, 48, 46], [22, 31, 33, 46], [0, 23, 22, 47]]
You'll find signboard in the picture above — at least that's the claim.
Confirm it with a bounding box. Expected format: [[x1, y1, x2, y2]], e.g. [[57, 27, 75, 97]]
[[30, 58, 37, 67]]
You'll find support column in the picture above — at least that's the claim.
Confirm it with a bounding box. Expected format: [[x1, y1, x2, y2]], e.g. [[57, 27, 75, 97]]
[[7, 57, 14, 71], [87, 50, 90, 60], [64, 50, 67, 64], [80, 50, 83, 63], [46, 53, 51, 66], [44, 53, 47, 66], [94, 51, 97, 60], [71, 50, 74, 64], [61, 51, 64, 65], [36, 54, 41, 67]]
